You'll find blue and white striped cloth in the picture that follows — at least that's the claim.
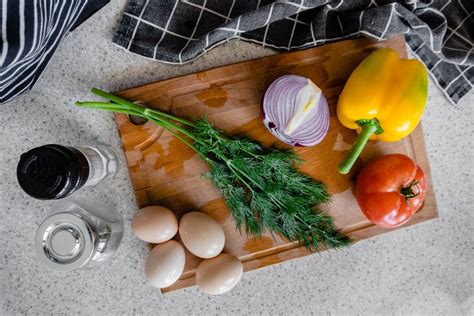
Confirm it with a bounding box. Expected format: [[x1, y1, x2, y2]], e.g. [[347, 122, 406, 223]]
[[1, 0, 472, 105], [0, 0, 108, 104]]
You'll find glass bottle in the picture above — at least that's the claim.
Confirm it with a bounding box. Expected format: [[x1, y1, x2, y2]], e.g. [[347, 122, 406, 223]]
[[35, 198, 123, 271], [17, 144, 118, 200]]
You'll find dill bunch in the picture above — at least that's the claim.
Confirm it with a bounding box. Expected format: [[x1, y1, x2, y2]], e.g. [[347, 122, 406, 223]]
[[76, 88, 350, 251]]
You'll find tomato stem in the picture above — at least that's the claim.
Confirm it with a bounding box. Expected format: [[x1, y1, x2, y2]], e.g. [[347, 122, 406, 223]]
[[400, 180, 420, 204], [338, 118, 383, 174]]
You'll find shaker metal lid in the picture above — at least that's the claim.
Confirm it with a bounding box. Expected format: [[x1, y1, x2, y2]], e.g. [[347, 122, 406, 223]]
[[17, 145, 89, 200], [35, 212, 95, 271]]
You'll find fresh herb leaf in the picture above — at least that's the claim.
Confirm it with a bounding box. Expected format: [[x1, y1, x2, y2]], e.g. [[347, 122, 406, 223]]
[[76, 89, 351, 251]]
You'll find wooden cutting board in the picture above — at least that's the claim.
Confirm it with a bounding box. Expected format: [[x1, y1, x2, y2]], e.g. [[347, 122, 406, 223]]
[[115, 36, 438, 293]]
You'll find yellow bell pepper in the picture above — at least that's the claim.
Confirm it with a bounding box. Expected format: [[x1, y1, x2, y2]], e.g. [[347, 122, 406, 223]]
[[337, 48, 428, 174]]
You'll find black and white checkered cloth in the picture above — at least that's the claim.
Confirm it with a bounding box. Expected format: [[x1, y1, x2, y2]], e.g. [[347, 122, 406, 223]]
[[114, 0, 473, 105]]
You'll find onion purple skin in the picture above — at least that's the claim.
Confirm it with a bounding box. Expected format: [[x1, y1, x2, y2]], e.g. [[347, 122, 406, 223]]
[[261, 75, 330, 147], [263, 116, 324, 147], [284, 95, 328, 147], [265, 96, 329, 147]]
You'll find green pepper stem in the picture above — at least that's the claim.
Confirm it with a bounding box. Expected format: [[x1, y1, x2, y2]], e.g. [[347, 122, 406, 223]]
[[337, 119, 381, 174]]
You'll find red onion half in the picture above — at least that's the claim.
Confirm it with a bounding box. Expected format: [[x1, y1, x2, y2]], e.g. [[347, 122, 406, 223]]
[[262, 75, 330, 147]]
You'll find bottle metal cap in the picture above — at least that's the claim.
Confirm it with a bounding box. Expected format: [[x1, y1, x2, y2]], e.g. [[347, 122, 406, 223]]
[[35, 212, 96, 271], [17, 145, 89, 200]]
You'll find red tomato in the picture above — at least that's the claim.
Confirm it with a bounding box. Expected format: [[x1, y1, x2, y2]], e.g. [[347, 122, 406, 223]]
[[355, 154, 426, 228]]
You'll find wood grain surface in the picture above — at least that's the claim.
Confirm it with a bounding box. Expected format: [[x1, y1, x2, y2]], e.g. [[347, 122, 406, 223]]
[[114, 36, 438, 293]]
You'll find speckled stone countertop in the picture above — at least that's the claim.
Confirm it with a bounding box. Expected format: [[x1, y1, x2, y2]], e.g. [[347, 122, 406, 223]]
[[1, 2, 473, 314]]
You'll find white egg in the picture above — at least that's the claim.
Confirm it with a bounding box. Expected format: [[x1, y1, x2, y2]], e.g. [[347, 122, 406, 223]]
[[144, 240, 185, 288], [196, 253, 243, 295], [132, 206, 178, 243], [179, 212, 225, 259]]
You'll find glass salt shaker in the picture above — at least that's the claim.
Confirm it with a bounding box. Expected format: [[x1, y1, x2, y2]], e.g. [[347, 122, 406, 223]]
[[34, 198, 123, 271], [17, 144, 119, 200]]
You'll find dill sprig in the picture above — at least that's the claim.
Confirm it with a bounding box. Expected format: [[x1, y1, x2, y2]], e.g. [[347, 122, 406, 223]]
[[76, 88, 350, 251]]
